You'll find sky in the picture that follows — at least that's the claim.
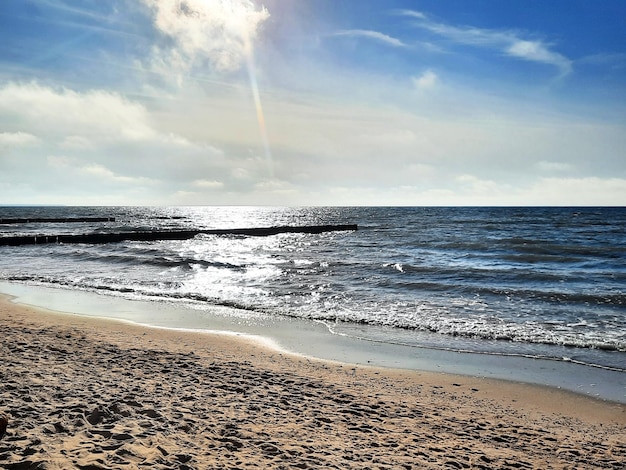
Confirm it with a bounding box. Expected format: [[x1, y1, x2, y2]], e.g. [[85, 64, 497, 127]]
[[0, 0, 625, 206]]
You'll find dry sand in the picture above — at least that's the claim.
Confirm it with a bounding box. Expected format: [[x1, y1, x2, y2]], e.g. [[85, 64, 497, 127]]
[[1, 295, 625, 469]]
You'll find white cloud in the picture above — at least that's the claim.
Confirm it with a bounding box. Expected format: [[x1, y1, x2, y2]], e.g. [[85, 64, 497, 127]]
[[412, 70, 438, 90], [0, 131, 39, 147], [80, 163, 156, 186], [0, 81, 231, 202], [0, 82, 220, 155], [141, 0, 270, 74], [400, 10, 572, 76], [507, 40, 572, 77], [46, 155, 156, 186], [331, 30, 406, 48], [192, 179, 224, 189], [254, 179, 296, 192], [397, 9, 427, 20], [0, 82, 155, 142]]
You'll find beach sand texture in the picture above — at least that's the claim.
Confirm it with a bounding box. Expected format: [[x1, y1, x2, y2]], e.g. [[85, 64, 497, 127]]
[[1, 296, 625, 469]]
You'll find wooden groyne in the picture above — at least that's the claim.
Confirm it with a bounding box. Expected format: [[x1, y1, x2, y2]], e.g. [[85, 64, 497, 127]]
[[0, 217, 115, 224], [0, 224, 358, 246]]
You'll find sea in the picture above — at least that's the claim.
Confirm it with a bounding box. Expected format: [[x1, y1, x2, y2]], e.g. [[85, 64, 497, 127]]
[[1, 206, 625, 398]]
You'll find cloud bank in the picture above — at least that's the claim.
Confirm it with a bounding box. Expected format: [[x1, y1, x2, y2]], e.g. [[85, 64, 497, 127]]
[[1, 73, 625, 206], [0, 82, 226, 204]]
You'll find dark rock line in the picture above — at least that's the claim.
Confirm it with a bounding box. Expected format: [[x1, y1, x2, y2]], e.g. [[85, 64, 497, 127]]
[[0, 217, 115, 224], [0, 224, 358, 246]]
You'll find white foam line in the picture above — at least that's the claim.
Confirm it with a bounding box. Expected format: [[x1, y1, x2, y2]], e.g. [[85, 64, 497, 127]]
[[314, 319, 626, 373]]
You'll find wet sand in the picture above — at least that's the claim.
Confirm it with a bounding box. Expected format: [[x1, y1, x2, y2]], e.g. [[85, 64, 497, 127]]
[[1, 295, 625, 469]]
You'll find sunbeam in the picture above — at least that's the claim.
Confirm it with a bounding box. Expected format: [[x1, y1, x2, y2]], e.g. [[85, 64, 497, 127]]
[[244, 39, 274, 178]]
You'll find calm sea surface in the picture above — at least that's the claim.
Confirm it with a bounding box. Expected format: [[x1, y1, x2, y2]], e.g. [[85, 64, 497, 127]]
[[1, 206, 624, 371]]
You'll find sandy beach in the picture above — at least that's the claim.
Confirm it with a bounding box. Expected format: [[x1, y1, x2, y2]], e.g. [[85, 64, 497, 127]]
[[1, 295, 624, 469]]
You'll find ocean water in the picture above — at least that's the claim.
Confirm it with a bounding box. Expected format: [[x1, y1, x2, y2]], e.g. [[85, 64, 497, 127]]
[[1, 206, 624, 373]]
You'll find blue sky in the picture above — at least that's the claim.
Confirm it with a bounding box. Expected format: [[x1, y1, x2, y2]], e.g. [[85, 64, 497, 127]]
[[1, 0, 624, 205]]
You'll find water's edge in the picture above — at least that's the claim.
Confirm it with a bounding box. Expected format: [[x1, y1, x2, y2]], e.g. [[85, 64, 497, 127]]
[[2, 281, 624, 404]]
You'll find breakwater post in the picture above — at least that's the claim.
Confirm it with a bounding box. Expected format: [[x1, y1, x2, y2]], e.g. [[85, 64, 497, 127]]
[[0, 217, 115, 224], [0, 224, 358, 246]]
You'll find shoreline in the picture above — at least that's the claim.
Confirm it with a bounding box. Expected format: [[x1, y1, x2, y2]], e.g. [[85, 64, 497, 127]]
[[1, 295, 626, 469], [1, 281, 625, 404]]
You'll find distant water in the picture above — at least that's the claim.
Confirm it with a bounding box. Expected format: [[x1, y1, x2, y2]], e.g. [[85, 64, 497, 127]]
[[1, 206, 624, 372]]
